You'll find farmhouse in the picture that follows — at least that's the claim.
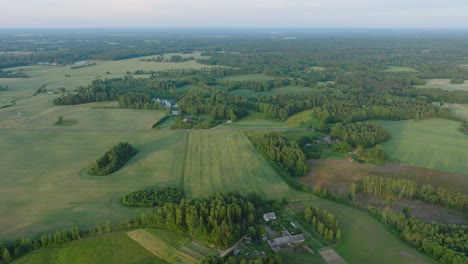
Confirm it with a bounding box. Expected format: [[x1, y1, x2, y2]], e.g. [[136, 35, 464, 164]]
[[268, 234, 305, 248], [171, 110, 179, 116], [263, 212, 276, 221]]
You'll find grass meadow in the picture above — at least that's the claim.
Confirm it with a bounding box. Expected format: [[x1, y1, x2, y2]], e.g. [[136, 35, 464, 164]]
[[127, 229, 216, 264], [0, 96, 166, 130], [0, 52, 212, 107], [11, 231, 167, 264], [183, 130, 292, 200], [449, 104, 468, 121], [0, 125, 187, 241], [285, 109, 321, 128], [417, 79, 468, 91], [304, 199, 436, 264], [379, 118, 468, 174]]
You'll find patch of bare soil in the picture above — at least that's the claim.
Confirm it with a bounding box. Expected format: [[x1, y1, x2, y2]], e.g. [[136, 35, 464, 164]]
[[301, 159, 468, 195], [299, 159, 468, 225], [355, 194, 467, 225], [319, 247, 347, 264]]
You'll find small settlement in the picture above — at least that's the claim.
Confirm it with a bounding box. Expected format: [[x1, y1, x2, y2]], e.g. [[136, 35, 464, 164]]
[[262, 212, 305, 251]]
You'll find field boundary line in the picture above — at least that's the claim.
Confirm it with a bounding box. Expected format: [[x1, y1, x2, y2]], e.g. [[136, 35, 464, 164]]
[[179, 131, 190, 192]]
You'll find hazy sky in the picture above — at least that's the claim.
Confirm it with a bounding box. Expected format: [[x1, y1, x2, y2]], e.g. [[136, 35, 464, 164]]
[[2, 0, 468, 28]]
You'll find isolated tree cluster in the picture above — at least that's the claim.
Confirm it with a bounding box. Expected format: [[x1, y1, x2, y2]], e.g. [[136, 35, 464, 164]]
[[88, 142, 137, 176], [122, 187, 183, 207]]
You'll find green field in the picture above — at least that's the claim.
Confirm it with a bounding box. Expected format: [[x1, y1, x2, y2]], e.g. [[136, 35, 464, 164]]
[[127, 229, 217, 263], [449, 104, 468, 121], [417, 79, 468, 91], [11, 231, 167, 264], [379, 118, 468, 174], [305, 199, 435, 264], [0, 96, 166, 130], [0, 123, 186, 241], [383, 66, 419, 72], [0, 52, 212, 107], [285, 109, 321, 128], [183, 130, 292, 199]]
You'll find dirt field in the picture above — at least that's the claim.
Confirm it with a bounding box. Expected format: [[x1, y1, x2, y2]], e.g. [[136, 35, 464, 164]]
[[301, 159, 468, 195], [319, 247, 347, 264], [355, 194, 467, 225], [301, 160, 468, 224]]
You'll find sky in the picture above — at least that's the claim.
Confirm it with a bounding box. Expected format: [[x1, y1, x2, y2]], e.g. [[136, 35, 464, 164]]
[[2, 0, 468, 28]]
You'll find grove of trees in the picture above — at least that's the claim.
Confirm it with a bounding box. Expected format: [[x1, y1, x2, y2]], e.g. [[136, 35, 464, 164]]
[[122, 187, 183, 207], [88, 142, 137, 176], [330, 123, 391, 148], [359, 175, 468, 211], [250, 133, 308, 177], [303, 206, 341, 244]]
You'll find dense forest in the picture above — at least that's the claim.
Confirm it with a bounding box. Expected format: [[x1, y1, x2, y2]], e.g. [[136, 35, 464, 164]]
[[121, 187, 183, 207], [250, 133, 308, 177], [88, 142, 137, 176], [122, 192, 264, 248], [0, 192, 269, 262], [330, 123, 390, 148]]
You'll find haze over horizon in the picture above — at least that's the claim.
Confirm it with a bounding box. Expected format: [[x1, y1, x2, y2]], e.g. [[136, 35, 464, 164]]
[[2, 0, 468, 28]]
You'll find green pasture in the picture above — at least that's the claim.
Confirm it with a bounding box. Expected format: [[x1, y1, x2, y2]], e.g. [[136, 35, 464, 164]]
[[379, 118, 468, 174], [383, 66, 419, 72], [0, 96, 166, 130], [183, 130, 291, 200], [0, 127, 186, 241], [285, 109, 321, 128], [417, 79, 468, 91], [304, 199, 436, 264], [11, 231, 167, 264], [449, 104, 468, 121], [127, 229, 216, 263], [0, 53, 212, 107]]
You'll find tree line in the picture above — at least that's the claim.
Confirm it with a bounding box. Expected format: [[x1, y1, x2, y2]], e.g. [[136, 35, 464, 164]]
[[367, 206, 467, 264], [304, 206, 342, 244], [330, 122, 390, 148], [358, 175, 468, 211], [88, 142, 137, 176], [0, 192, 269, 262], [121, 187, 183, 207]]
